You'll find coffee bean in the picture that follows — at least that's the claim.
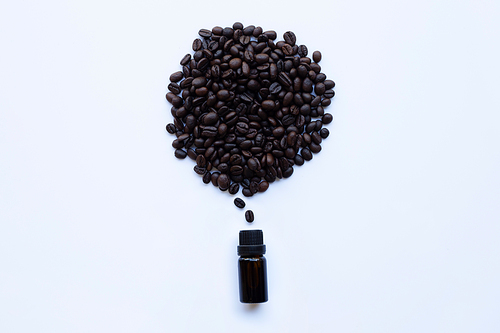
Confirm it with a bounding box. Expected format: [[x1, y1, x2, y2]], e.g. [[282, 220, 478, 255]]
[[180, 54, 191, 66], [311, 131, 322, 144], [320, 128, 330, 138], [217, 173, 230, 190], [217, 89, 230, 101], [278, 72, 292, 87], [212, 26, 223, 35], [298, 45, 308, 57], [301, 148, 313, 161], [243, 25, 255, 35], [175, 149, 187, 159], [282, 44, 294, 56], [192, 76, 206, 88], [196, 154, 206, 167], [242, 188, 253, 197], [234, 197, 246, 208], [249, 181, 259, 194], [192, 164, 206, 175], [258, 181, 269, 192], [253, 26, 263, 37], [203, 112, 219, 126], [199, 29, 212, 38], [169, 71, 183, 82], [264, 30, 277, 40], [309, 142, 322, 153], [283, 31, 296, 46], [192, 39, 202, 51], [211, 172, 220, 186], [255, 53, 269, 64], [324, 79, 335, 90], [187, 149, 197, 160], [166, 123, 176, 134], [229, 182, 240, 194], [294, 154, 304, 166], [168, 82, 181, 94], [229, 57, 242, 69], [245, 210, 254, 223], [312, 51, 322, 63], [202, 171, 212, 184], [322, 113, 333, 124]]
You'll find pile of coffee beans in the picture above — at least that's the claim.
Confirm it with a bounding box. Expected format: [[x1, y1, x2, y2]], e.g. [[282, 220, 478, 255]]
[[166, 22, 335, 197]]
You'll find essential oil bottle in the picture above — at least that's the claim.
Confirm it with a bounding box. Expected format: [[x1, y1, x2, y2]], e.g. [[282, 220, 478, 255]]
[[237, 230, 268, 303]]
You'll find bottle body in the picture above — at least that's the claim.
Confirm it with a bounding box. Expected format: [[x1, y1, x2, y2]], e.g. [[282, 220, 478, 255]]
[[238, 255, 268, 303]]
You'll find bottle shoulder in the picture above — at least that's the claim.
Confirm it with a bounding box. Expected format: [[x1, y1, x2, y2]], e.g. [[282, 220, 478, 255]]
[[239, 255, 266, 262]]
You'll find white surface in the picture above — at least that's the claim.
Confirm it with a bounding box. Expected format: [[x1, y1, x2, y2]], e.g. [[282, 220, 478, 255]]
[[1, 0, 500, 332]]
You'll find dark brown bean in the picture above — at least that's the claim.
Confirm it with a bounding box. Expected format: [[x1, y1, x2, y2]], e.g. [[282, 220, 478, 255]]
[[312, 51, 322, 63], [202, 171, 212, 184], [174, 149, 187, 159], [199, 29, 212, 38], [322, 113, 333, 124], [169, 71, 183, 82], [245, 210, 254, 222], [283, 31, 296, 46]]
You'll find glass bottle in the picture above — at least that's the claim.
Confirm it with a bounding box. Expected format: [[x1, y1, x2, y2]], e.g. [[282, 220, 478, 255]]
[[237, 229, 268, 303]]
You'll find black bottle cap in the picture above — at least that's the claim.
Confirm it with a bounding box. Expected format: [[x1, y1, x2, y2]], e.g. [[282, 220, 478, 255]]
[[238, 230, 266, 255]]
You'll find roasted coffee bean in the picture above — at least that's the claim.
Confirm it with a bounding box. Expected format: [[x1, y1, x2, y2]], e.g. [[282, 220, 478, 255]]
[[312, 51, 322, 63], [245, 210, 254, 222], [283, 31, 296, 46], [196, 154, 206, 167], [199, 29, 212, 38], [169, 71, 183, 82], [282, 44, 294, 56], [324, 79, 335, 90], [258, 181, 269, 192], [203, 112, 219, 125], [234, 197, 246, 208], [202, 171, 212, 184], [180, 54, 191, 66], [255, 53, 269, 64], [192, 39, 202, 51], [174, 149, 187, 159], [324, 89, 335, 98], [242, 188, 253, 197], [192, 76, 206, 88], [311, 131, 322, 144], [168, 82, 181, 94], [298, 45, 308, 57], [187, 149, 197, 160], [322, 113, 333, 124], [309, 142, 322, 153], [217, 173, 230, 190], [229, 182, 240, 195], [294, 154, 304, 166], [301, 147, 313, 161], [211, 172, 220, 186], [278, 72, 292, 87], [166, 123, 176, 134], [165, 24, 335, 197], [194, 165, 206, 175]]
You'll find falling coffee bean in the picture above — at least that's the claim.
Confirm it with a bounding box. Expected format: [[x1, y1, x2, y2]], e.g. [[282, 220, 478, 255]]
[[245, 210, 254, 223], [234, 198, 246, 209]]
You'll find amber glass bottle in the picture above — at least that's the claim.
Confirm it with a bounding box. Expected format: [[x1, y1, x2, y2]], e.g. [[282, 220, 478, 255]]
[[237, 230, 268, 303]]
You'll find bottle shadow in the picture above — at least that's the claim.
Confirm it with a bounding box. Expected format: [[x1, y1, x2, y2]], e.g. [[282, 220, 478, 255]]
[[243, 304, 260, 312]]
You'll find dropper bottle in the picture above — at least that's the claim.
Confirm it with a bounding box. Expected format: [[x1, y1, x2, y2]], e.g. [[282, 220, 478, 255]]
[[237, 230, 268, 303]]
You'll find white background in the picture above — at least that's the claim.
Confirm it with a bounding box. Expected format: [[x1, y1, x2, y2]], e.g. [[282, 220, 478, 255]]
[[1, 0, 499, 332]]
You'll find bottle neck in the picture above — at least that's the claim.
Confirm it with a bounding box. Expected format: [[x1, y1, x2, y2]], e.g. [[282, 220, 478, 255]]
[[240, 254, 263, 258]]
